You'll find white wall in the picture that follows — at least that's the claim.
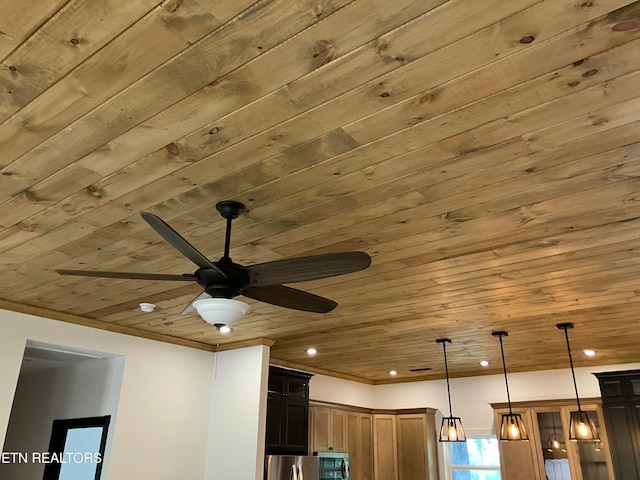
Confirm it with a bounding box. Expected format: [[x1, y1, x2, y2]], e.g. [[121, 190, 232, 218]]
[[309, 374, 375, 407], [204, 345, 270, 480], [0, 357, 125, 479], [0, 308, 217, 480], [310, 362, 640, 436]]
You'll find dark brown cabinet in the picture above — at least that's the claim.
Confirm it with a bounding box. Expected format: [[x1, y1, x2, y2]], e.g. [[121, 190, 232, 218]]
[[596, 370, 640, 480], [265, 366, 312, 455]]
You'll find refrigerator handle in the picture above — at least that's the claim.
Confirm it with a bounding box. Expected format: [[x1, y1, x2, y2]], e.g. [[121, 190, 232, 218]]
[[290, 464, 297, 480], [299, 464, 304, 480]]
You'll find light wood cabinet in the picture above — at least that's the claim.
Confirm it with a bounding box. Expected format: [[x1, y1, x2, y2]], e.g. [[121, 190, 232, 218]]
[[347, 412, 374, 480], [396, 413, 438, 480], [373, 414, 398, 480], [373, 410, 439, 480], [492, 399, 616, 480], [310, 403, 438, 480], [310, 405, 347, 452]]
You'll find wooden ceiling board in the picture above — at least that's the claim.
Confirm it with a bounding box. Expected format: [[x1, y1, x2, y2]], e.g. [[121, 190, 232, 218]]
[[1, 0, 640, 383]]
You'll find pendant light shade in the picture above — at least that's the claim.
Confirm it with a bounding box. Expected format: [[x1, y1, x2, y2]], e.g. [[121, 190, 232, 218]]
[[500, 413, 529, 441], [547, 413, 564, 451], [440, 417, 466, 442], [436, 338, 466, 442], [569, 411, 598, 441], [548, 433, 563, 451], [557, 323, 599, 442], [493, 331, 529, 441]]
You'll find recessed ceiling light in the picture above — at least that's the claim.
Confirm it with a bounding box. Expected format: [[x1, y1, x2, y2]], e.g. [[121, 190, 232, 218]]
[[480, 360, 490, 367], [306, 348, 318, 355], [388, 370, 398, 376], [583, 349, 596, 357]]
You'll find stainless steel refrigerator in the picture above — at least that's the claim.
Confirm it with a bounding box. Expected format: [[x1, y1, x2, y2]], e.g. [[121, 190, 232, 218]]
[[265, 453, 350, 480]]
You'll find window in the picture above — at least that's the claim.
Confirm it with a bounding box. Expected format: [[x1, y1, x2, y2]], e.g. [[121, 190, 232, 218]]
[[445, 437, 501, 480]]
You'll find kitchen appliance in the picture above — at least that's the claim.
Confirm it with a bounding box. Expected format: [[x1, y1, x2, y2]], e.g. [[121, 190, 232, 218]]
[[265, 453, 350, 480]]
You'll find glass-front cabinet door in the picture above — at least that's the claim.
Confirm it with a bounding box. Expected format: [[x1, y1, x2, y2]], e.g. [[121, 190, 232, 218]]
[[562, 407, 611, 480], [536, 411, 571, 480], [493, 400, 616, 480]]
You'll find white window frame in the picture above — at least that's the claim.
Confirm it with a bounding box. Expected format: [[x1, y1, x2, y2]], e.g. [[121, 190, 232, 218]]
[[443, 435, 502, 480]]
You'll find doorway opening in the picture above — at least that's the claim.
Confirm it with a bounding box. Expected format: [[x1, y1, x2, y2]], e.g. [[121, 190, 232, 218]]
[[0, 340, 125, 479]]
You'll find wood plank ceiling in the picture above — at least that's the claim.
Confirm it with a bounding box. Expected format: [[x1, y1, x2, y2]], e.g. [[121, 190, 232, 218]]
[[1, 0, 640, 384]]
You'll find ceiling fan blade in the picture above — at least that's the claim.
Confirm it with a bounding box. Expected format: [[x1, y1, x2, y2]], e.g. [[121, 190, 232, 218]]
[[243, 285, 337, 313], [181, 291, 211, 315], [247, 251, 371, 286], [56, 269, 198, 281], [141, 212, 226, 277]]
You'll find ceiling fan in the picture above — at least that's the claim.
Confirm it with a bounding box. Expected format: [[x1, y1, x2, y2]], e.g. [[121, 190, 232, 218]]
[[56, 201, 371, 318]]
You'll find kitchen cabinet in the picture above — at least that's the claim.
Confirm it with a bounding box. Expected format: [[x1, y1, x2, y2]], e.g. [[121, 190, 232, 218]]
[[373, 414, 398, 480], [310, 406, 347, 453], [595, 370, 640, 479], [265, 366, 312, 455], [492, 399, 615, 480], [373, 409, 439, 480], [310, 403, 438, 480], [396, 413, 438, 480], [347, 412, 374, 480]]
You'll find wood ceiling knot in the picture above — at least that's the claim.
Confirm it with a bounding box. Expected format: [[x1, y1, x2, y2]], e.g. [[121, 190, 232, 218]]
[[162, 0, 181, 14]]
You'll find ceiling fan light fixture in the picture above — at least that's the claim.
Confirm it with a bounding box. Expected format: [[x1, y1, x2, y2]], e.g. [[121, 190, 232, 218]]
[[193, 298, 250, 326], [214, 324, 233, 333]]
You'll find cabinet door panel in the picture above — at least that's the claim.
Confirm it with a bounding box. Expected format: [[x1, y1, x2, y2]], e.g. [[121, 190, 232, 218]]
[[312, 407, 330, 452], [285, 401, 309, 453], [360, 414, 373, 480], [494, 408, 541, 480], [346, 412, 361, 479], [266, 396, 284, 450], [603, 403, 640, 479], [396, 414, 428, 480], [331, 409, 347, 452], [373, 415, 398, 480]]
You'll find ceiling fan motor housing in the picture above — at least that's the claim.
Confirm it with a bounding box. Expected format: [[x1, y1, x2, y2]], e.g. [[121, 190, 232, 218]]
[[197, 264, 249, 298]]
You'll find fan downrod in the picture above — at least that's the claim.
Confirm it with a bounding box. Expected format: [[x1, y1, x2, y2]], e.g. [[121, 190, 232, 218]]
[[216, 200, 245, 219]]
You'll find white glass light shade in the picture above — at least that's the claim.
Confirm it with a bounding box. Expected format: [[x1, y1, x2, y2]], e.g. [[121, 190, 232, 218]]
[[193, 298, 250, 326], [569, 410, 599, 441], [439, 417, 466, 442], [500, 413, 529, 441]]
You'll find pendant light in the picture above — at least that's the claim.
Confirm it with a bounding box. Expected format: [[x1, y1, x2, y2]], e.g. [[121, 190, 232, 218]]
[[493, 331, 528, 441], [557, 323, 599, 441], [547, 413, 564, 451], [436, 338, 466, 442]]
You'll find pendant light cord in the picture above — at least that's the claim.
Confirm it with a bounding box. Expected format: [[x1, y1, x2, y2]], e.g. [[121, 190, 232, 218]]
[[562, 325, 583, 412], [498, 335, 514, 414], [442, 341, 453, 417]]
